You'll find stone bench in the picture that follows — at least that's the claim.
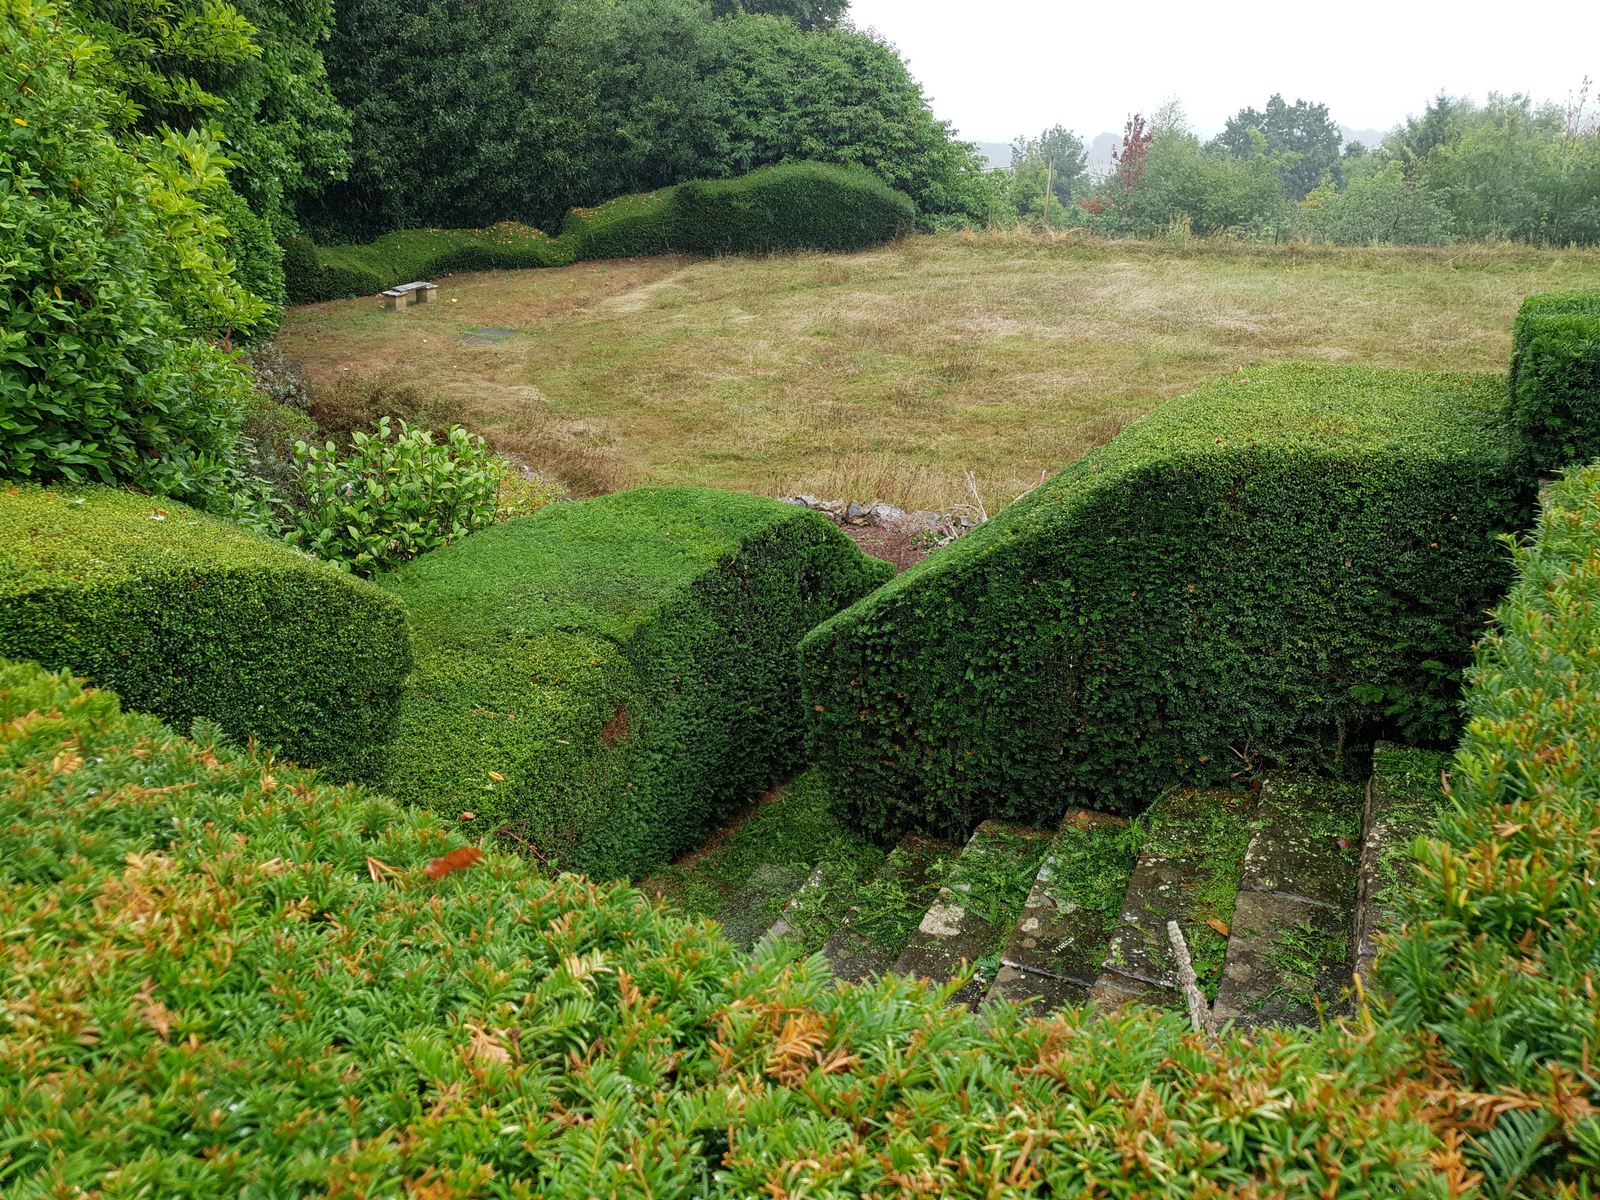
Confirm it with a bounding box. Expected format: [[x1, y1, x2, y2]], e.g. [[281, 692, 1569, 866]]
[[381, 281, 439, 311]]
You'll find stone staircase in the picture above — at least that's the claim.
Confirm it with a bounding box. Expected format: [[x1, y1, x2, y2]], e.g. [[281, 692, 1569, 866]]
[[754, 746, 1441, 1028]]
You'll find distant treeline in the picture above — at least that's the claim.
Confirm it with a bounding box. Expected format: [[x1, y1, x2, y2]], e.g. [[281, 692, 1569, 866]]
[[1001, 92, 1600, 246]]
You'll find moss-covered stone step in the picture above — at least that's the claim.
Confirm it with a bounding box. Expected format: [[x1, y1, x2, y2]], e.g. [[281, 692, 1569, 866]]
[[982, 809, 1135, 1014], [1353, 745, 1449, 986], [820, 834, 952, 983], [754, 863, 829, 953], [1212, 774, 1361, 1027], [889, 821, 1053, 1009], [1090, 788, 1254, 1009]]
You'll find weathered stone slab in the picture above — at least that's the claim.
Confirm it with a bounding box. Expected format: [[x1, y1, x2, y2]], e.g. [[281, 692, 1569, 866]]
[[890, 821, 1051, 1009], [1212, 889, 1351, 1027], [985, 962, 1087, 1011], [1086, 968, 1166, 1011], [721, 862, 810, 950], [820, 833, 949, 984], [1243, 775, 1360, 911], [995, 809, 1130, 1001], [1353, 745, 1448, 984], [754, 863, 828, 953]]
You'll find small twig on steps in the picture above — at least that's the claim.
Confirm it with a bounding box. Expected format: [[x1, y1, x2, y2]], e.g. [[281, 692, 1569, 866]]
[[1167, 919, 1212, 1035]]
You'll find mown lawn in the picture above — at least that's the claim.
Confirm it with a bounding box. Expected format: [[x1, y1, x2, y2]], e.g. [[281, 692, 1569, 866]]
[[278, 231, 1600, 510]]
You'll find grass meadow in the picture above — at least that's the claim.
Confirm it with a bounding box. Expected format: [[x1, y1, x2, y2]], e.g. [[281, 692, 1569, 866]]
[[278, 230, 1600, 511]]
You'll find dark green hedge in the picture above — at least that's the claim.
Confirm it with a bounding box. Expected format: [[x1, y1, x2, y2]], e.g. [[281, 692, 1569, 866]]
[[0, 485, 411, 780], [378, 487, 892, 878], [556, 186, 679, 260], [285, 164, 914, 304], [1382, 460, 1600, 1122], [283, 223, 575, 304], [6, 657, 1499, 1196], [1505, 289, 1600, 481], [669, 162, 916, 255], [802, 364, 1519, 839]]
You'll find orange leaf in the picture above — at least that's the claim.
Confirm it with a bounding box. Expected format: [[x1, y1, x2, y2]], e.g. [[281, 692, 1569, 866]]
[[487, 771, 505, 782], [1206, 917, 1230, 937], [424, 846, 485, 879]]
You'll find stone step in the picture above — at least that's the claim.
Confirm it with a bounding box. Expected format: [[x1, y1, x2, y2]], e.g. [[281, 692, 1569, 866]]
[[889, 820, 1053, 1009], [1353, 745, 1449, 987], [753, 862, 829, 953], [982, 808, 1135, 1014], [1212, 773, 1362, 1027], [1090, 788, 1254, 1010], [819, 833, 952, 983]]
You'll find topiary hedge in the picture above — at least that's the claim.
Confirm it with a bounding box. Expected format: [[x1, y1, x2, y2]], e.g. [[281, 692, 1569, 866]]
[[283, 223, 575, 304], [669, 162, 916, 255], [556, 186, 679, 259], [378, 487, 893, 879], [802, 364, 1519, 839], [0, 484, 410, 780], [6, 653, 1589, 1194], [284, 164, 914, 303], [1505, 289, 1600, 482], [1382, 459, 1600, 1128]]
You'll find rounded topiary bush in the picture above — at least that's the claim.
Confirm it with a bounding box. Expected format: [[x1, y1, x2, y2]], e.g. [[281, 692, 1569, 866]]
[[670, 162, 916, 255], [1505, 289, 1600, 482], [377, 487, 893, 878], [0, 484, 411, 780]]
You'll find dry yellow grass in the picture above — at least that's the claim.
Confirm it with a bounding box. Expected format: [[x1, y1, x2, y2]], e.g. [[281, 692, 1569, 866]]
[[277, 232, 1600, 510]]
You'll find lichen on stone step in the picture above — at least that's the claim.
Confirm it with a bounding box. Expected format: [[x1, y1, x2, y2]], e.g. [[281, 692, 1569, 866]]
[[1212, 773, 1361, 1027], [890, 820, 1053, 1008], [1092, 788, 1253, 1009], [819, 833, 951, 983], [1353, 744, 1449, 986], [982, 808, 1135, 1014]]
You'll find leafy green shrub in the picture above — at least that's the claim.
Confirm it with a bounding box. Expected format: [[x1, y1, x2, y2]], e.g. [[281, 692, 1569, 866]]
[[1504, 289, 1600, 481], [0, 0, 263, 503], [1381, 461, 1600, 1181], [0, 656, 1553, 1195], [378, 488, 893, 878], [289, 418, 503, 576], [1301, 162, 1455, 246], [0, 484, 410, 780], [802, 364, 1519, 838], [209, 185, 288, 336], [670, 162, 915, 254]]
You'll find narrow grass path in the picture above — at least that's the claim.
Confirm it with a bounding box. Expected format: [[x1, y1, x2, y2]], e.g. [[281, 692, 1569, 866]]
[[279, 233, 1600, 510]]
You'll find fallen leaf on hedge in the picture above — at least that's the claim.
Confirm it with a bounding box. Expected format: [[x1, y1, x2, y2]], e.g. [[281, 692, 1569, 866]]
[[1336, 837, 1353, 850], [425, 846, 484, 879], [487, 771, 504, 782], [459, 811, 476, 821], [1206, 917, 1230, 937], [465, 1023, 510, 1066]]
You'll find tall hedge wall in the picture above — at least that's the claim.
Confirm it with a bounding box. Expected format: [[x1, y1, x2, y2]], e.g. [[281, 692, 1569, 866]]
[[1382, 459, 1600, 1114], [1505, 289, 1600, 481], [670, 162, 916, 255], [802, 364, 1519, 838], [0, 485, 411, 780], [285, 163, 914, 304], [378, 487, 892, 879]]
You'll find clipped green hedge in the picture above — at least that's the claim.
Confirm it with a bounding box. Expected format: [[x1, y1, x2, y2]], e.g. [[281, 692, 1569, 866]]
[[670, 162, 916, 255], [4, 657, 1494, 1197], [285, 163, 914, 304], [378, 487, 892, 878], [1382, 460, 1600, 1128], [0, 485, 410, 779], [1505, 289, 1600, 481], [557, 186, 679, 260], [802, 364, 1519, 838], [283, 223, 575, 304]]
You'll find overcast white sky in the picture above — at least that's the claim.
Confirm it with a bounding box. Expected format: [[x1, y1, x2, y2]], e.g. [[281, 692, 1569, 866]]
[[847, 0, 1599, 143]]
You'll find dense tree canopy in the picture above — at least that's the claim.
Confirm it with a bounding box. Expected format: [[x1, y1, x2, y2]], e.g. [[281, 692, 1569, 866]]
[[1213, 94, 1342, 200], [303, 0, 998, 238]]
